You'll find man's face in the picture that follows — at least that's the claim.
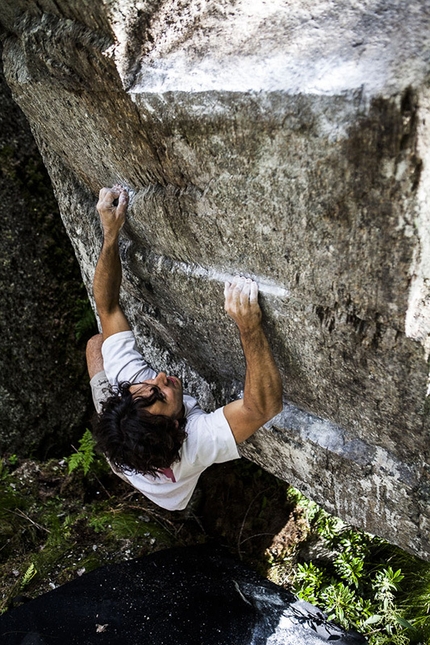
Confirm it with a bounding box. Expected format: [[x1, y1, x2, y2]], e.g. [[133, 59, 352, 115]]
[[129, 372, 184, 420]]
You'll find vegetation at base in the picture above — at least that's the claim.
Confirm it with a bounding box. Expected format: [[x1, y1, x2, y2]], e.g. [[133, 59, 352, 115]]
[[288, 488, 430, 644], [0, 450, 177, 614], [0, 445, 429, 645]]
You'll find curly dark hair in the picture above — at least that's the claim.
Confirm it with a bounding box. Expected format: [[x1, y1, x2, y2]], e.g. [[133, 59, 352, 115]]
[[93, 382, 187, 477]]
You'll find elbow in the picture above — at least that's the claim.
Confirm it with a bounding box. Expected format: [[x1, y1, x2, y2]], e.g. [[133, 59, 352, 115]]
[[251, 397, 283, 426], [243, 383, 283, 426], [273, 398, 283, 417], [265, 386, 284, 420], [266, 397, 283, 420], [272, 379, 284, 416], [265, 383, 283, 419]]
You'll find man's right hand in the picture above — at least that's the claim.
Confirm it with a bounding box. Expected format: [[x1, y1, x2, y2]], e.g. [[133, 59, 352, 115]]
[[224, 276, 262, 334], [223, 275, 283, 443], [96, 185, 129, 241]]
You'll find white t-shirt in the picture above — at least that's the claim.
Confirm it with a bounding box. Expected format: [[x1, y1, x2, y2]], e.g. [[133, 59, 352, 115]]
[[98, 331, 240, 511]]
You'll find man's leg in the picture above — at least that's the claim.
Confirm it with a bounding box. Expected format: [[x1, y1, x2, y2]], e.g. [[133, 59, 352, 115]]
[[86, 333, 104, 379], [86, 333, 110, 413]]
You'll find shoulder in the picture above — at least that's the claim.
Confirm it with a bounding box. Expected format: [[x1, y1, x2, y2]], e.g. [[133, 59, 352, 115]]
[[102, 330, 156, 386], [183, 393, 203, 417], [182, 405, 240, 467], [102, 330, 137, 354]]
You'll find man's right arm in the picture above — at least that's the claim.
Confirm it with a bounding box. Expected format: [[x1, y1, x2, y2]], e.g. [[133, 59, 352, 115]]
[[223, 277, 283, 443], [93, 185, 130, 340]]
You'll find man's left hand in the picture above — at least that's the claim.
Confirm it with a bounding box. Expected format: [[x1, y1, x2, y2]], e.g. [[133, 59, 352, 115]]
[[97, 185, 129, 241]]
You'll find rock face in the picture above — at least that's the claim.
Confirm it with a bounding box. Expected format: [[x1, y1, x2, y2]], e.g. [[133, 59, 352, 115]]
[[0, 0, 429, 558], [0, 48, 92, 458]]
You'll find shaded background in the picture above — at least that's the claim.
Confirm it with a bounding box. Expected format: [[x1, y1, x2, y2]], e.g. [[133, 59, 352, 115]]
[[0, 47, 95, 458]]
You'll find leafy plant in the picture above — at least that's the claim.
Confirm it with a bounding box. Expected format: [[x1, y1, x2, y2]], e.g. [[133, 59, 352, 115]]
[[294, 561, 324, 604], [289, 487, 425, 644], [334, 550, 365, 587], [20, 563, 37, 590], [398, 559, 430, 640], [0, 454, 19, 480], [88, 513, 111, 534], [321, 580, 366, 628], [66, 429, 96, 476]]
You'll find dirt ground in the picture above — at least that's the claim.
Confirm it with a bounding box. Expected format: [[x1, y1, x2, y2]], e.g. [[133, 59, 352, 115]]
[[0, 455, 309, 613]]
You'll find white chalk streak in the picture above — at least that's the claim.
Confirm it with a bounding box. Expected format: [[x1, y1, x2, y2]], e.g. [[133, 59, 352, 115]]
[[171, 259, 290, 298]]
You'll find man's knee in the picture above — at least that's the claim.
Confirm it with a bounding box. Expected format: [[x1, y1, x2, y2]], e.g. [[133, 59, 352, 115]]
[[87, 333, 103, 351], [86, 333, 104, 378]]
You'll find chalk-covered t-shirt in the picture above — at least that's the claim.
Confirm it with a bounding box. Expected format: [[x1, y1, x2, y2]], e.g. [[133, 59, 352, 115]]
[[99, 330, 240, 511]]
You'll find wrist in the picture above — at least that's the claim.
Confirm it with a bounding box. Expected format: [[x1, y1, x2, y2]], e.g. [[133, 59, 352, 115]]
[[238, 322, 263, 338], [102, 230, 120, 246]]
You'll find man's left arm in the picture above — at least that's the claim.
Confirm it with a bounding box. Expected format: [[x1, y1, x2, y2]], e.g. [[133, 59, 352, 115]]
[[94, 185, 130, 340]]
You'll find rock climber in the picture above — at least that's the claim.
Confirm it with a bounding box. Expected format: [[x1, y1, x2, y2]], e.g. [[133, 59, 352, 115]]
[[86, 185, 283, 511]]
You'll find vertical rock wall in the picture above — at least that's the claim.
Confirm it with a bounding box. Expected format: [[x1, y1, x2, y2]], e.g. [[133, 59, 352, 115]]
[[1, 0, 429, 558]]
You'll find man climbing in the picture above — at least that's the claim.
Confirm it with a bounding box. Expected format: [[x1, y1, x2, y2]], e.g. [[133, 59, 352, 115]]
[[86, 185, 283, 510]]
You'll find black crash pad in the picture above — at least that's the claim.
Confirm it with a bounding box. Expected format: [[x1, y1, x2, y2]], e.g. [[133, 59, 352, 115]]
[[0, 544, 367, 644]]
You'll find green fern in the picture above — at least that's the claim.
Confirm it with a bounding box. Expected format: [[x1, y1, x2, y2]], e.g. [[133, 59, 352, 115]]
[[66, 430, 96, 476], [289, 487, 418, 644], [20, 563, 37, 590]]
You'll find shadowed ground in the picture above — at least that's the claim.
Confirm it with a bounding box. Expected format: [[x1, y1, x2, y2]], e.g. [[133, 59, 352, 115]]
[[0, 543, 367, 645]]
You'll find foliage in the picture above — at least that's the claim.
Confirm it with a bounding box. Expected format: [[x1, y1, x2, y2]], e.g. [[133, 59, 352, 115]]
[[0, 457, 176, 613], [20, 564, 37, 590], [1, 456, 430, 645], [289, 488, 428, 645], [66, 429, 97, 476], [88, 507, 168, 542], [74, 297, 97, 342]]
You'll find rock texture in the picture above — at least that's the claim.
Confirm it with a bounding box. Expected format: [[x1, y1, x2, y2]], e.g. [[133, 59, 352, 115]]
[[0, 0, 429, 558], [0, 48, 92, 458]]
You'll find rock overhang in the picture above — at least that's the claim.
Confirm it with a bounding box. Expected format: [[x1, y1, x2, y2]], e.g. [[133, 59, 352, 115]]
[[1, 0, 430, 558]]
